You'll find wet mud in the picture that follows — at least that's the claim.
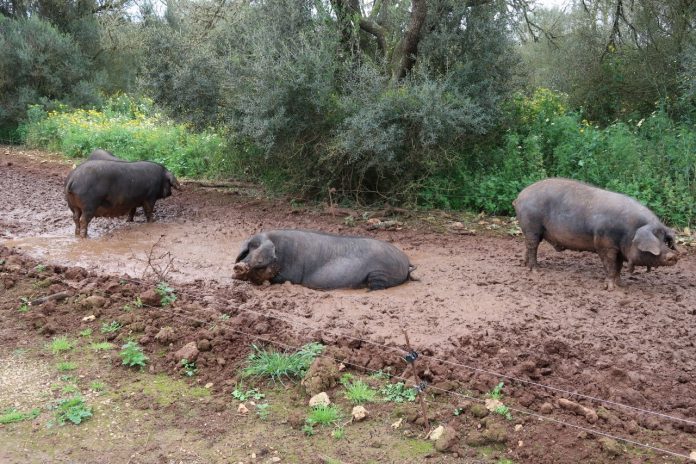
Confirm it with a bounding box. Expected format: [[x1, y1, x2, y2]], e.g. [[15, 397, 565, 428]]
[[1, 146, 696, 463]]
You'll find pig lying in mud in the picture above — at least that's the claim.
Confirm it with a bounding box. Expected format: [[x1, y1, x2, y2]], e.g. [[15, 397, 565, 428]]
[[513, 178, 679, 290], [65, 159, 181, 238], [233, 229, 415, 290]]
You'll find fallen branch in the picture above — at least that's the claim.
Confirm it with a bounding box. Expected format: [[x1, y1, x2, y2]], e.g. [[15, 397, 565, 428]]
[[29, 292, 70, 306]]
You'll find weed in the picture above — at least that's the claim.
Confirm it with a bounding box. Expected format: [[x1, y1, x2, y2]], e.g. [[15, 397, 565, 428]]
[[79, 328, 92, 337], [306, 405, 342, 427], [369, 369, 392, 380], [56, 361, 77, 372], [302, 424, 315, 436], [232, 387, 265, 402], [0, 408, 40, 424], [59, 375, 76, 383], [0, 258, 5, 265], [343, 380, 377, 404], [242, 342, 324, 382], [89, 342, 114, 351], [489, 382, 505, 400], [12, 348, 27, 357], [51, 396, 92, 426], [331, 427, 345, 440], [100, 321, 122, 334], [18, 296, 30, 313], [494, 404, 513, 421], [122, 304, 132, 312], [61, 384, 79, 394], [49, 336, 74, 355], [155, 282, 177, 306], [90, 381, 106, 392], [453, 407, 465, 416], [180, 358, 197, 377], [34, 264, 47, 272], [256, 403, 270, 420], [339, 373, 354, 385], [380, 382, 417, 403], [219, 313, 230, 321], [120, 341, 148, 367]]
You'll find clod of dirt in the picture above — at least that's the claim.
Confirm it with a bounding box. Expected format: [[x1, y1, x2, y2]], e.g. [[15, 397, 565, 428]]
[[174, 342, 199, 362], [197, 339, 212, 352], [558, 398, 598, 424], [301, 357, 339, 396], [308, 392, 330, 407], [237, 403, 249, 415], [154, 327, 176, 344], [598, 437, 622, 457], [79, 295, 107, 310], [467, 425, 508, 446], [434, 425, 459, 452], [140, 289, 161, 307], [539, 402, 554, 414], [351, 405, 368, 422], [470, 403, 489, 418]]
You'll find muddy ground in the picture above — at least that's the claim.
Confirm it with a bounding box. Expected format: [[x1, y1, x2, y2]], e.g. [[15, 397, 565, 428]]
[[1, 145, 695, 463]]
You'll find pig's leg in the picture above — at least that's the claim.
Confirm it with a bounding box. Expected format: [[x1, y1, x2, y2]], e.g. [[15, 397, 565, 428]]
[[523, 231, 542, 270], [127, 208, 136, 222], [599, 248, 622, 290], [79, 210, 93, 238], [142, 202, 155, 223], [70, 206, 82, 237]]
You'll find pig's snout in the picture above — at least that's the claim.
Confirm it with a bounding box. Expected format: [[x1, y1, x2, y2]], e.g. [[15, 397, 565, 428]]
[[233, 262, 251, 278], [664, 251, 679, 266]]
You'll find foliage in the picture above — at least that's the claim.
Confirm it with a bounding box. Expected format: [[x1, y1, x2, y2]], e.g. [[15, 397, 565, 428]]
[[100, 321, 122, 334], [331, 427, 345, 440], [380, 382, 417, 403], [90, 381, 106, 392], [79, 329, 92, 337], [22, 95, 233, 180], [49, 336, 74, 355], [56, 362, 77, 372], [0, 408, 40, 424], [256, 403, 270, 420], [89, 342, 114, 351], [180, 358, 197, 377], [232, 388, 265, 402], [306, 404, 342, 427], [242, 342, 324, 382], [51, 396, 92, 426], [489, 382, 505, 400], [343, 380, 378, 404], [18, 297, 30, 313], [120, 341, 149, 368], [155, 282, 177, 307]]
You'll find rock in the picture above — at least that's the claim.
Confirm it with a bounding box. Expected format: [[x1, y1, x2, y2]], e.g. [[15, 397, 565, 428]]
[[237, 403, 249, 415], [514, 424, 523, 432], [197, 339, 212, 352], [434, 425, 458, 452], [352, 405, 368, 422], [174, 342, 199, 362], [81, 314, 96, 322], [205, 382, 214, 389], [485, 398, 504, 412], [429, 425, 445, 441], [140, 289, 161, 307], [80, 295, 107, 310], [154, 326, 176, 344], [689, 450, 696, 461], [599, 437, 622, 457], [270, 458, 281, 463], [558, 398, 598, 424], [309, 392, 330, 407], [539, 402, 554, 414], [301, 357, 339, 396], [391, 418, 403, 429]]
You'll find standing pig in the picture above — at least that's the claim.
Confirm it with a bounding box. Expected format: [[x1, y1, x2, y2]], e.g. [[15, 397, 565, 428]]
[[233, 229, 415, 290], [513, 178, 678, 290], [86, 148, 120, 162], [65, 160, 181, 238]]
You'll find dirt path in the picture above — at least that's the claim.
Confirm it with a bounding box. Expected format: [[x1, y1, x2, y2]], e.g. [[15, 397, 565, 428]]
[[2, 145, 696, 463]]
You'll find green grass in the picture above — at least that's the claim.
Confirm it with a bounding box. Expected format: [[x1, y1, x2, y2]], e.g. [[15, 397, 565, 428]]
[[90, 380, 106, 392], [343, 380, 377, 404], [79, 328, 92, 337], [242, 342, 324, 382], [89, 342, 115, 351], [331, 427, 345, 440], [18, 296, 30, 313], [48, 336, 74, 355], [56, 361, 77, 372], [306, 405, 342, 427], [100, 321, 122, 334], [0, 408, 40, 424], [232, 387, 265, 402]]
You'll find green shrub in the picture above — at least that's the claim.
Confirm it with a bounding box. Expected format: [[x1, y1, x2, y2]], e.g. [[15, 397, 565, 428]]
[[242, 342, 324, 382], [120, 341, 148, 368]]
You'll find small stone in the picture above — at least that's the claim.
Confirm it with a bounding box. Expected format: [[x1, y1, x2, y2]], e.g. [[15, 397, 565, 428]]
[[174, 342, 199, 362], [270, 457, 281, 463], [391, 418, 403, 429], [514, 424, 523, 432], [429, 425, 445, 441], [237, 403, 249, 415], [689, 450, 696, 461], [434, 425, 458, 452], [81, 314, 96, 322], [351, 405, 368, 422], [308, 392, 330, 407], [204, 382, 213, 389]]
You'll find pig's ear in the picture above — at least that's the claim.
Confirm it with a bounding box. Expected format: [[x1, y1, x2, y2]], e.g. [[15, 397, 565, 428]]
[[256, 238, 277, 266], [633, 225, 661, 255], [235, 239, 252, 263]]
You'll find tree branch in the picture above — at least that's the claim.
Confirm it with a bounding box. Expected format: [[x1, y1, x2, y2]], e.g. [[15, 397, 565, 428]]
[[391, 0, 428, 82]]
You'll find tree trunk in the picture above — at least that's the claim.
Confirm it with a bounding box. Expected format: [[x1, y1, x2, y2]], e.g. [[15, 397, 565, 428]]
[[390, 0, 427, 82]]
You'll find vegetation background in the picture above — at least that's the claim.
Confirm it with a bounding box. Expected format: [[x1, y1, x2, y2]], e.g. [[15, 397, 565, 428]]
[[1, 0, 694, 225]]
